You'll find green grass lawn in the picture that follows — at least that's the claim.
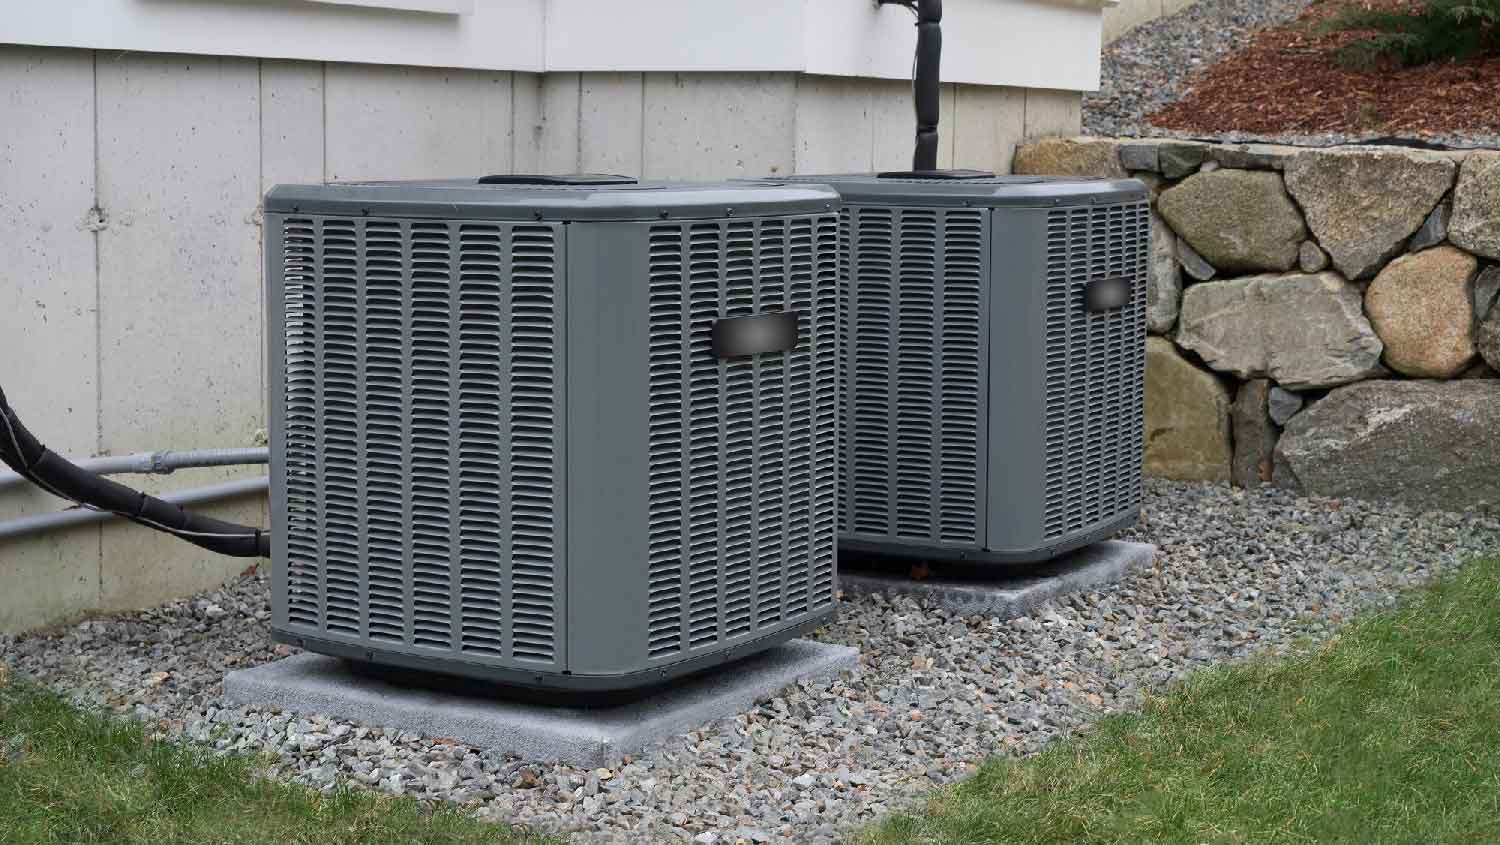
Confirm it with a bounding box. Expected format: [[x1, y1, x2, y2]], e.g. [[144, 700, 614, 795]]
[[6, 558, 1499, 845], [861, 556, 1500, 845], [0, 675, 548, 845]]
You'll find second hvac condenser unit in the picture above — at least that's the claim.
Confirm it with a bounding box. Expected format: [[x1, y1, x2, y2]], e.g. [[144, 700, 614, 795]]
[[264, 175, 841, 691], [796, 172, 1150, 564]]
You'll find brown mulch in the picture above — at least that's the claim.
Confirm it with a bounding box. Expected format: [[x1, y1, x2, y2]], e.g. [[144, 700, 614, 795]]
[[1149, 0, 1500, 139]]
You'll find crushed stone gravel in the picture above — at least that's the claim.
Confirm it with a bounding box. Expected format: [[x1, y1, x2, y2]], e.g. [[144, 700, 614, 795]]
[[1086, 0, 1314, 139], [5, 480, 1499, 844]]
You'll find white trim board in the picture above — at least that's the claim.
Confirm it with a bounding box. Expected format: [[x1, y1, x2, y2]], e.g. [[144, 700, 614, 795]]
[[1, 0, 1105, 91], [303, 0, 476, 15], [2, 0, 547, 71]]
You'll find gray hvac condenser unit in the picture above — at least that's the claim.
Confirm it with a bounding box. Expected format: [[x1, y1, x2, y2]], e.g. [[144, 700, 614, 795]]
[[780, 172, 1150, 564], [263, 175, 842, 691]]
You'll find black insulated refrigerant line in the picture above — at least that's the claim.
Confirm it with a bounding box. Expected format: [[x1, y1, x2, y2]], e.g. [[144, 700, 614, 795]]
[[0, 383, 270, 558], [881, 0, 944, 172]]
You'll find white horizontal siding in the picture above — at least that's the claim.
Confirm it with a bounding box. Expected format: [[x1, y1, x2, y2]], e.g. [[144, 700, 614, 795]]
[[799, 0, 1103, 91], [3, 0, 548, 72], [3, 0, 1107, 91]]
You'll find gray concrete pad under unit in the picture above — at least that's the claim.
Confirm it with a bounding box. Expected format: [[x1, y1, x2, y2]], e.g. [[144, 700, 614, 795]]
[[839, 540, 1155, 618], [222, 639, 859, 768]]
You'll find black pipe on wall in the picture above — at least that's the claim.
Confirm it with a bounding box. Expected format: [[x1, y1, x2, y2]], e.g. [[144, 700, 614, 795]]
[[0, 384, 270, 558], [912, 0, 943, 172]]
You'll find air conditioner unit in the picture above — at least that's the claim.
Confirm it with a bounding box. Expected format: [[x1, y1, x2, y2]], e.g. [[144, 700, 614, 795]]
[[777, 172, 1150, 564], [263, 175, 842, 692]]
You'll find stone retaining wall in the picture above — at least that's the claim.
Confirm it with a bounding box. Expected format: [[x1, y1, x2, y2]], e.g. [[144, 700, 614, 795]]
[[1015, 137, 1500, 511]]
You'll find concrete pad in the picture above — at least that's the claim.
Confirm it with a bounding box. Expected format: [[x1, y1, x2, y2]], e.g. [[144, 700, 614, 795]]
[[839, 540, 1155, 618], [223, 639, 858, 768]]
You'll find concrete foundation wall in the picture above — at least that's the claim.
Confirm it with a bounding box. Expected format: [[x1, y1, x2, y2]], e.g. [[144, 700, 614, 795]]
[[0, 43, 1081, 634], [1104, 0, 1199, 43]]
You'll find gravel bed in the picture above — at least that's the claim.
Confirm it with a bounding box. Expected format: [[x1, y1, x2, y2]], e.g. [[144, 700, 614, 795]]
[[5, 480, 1499, 844], [1085, 0, 1314, 138]]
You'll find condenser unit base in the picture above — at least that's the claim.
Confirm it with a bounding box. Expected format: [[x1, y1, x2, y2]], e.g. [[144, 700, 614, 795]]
[[224, 639, 859, 767], [840, 508, 1141, 567], [839, 540, 1154, 619], [270, 611, 834, 695]]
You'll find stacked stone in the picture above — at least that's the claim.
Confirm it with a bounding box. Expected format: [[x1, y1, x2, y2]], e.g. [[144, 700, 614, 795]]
[[1014, 138, 1500, 511]]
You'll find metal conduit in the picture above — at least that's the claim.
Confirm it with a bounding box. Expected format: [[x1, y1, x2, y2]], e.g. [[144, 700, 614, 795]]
[[0, 477, 270, 543], [0, 447, 268, 493]]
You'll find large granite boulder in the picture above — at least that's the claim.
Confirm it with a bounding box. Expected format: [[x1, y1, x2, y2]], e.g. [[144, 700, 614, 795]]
[[1284, 148, 1455, 279], [1450, 151, 1500, 261], [1298, 241, 1330, 273], [1158, 170, 1306, 274], [1158, 142, 1209, 180], [1274, 380, 1500, 511], [1474, 265, 1500, 319], [1012, 137, 1126, 178], [1474, 266, 1500, 372], [1118, 141, 1160, 173], [1115, 139, 1209, 177], [1209, 143, 1299, 172], [1408, 198, 1452, 252], [1147, 209, 1181, 334], [1176, 272, 1384, 390], [1365, 246, 1477, 378], [1144, 338, 1232, 482], [1177, 236, 1216, 282], [1268, 385, 1303, 425], [1231, 379, 1277, 488], [1476, 319, 1500, 373]]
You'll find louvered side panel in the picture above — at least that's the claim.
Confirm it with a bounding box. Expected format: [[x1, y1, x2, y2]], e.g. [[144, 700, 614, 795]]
[[281, 219, 320, 629], [361, 221, 406, 644], [784, 218, 815, 616], [1124, 210, 1148, 518], [1114, 206, 1149, 519], [642, 214, 839, 664], [1042, 202, 1149, 540], [848, 208, 894, 536], [407, 222, 454, 649], [318, 220, 362, 635], [810, 215, 840, 608], [841, 206, 985, 547], [893, 210, 937, 539], [755, 220, 789, 628], [646, 228, 687, 658], [276, 216, 563, 673], [937, 211, 984, 545], [1042, 212, 1070, 536], [835, 209, 852, 538], [684, 223, 724, 648], [509, 226, 561, 664], [456, 224, 508, 658], [721, 222, 758, 640]]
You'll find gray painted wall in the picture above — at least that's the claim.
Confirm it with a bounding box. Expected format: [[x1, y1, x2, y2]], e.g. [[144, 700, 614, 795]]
[[0, 44, 1082, 633]]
